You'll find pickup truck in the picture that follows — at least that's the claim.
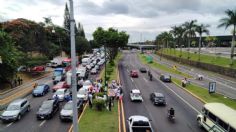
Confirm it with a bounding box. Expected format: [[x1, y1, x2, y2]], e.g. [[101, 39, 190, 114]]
[[127, 115, 153, 132]]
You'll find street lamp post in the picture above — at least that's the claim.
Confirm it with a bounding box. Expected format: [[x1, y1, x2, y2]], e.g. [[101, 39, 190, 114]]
[[68, 0, 78, 132]]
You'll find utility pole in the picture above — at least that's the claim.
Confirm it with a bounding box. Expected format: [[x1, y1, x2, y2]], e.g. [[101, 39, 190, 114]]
[[69, 0, 78, 132]]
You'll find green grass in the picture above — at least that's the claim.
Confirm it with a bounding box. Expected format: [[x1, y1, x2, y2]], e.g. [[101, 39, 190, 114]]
[[160, 48, 236, 69], [172, 78, 236, 110], [79, 101, 118, 132], [79, 52, 122, 132], [138, 54, 191, 78]]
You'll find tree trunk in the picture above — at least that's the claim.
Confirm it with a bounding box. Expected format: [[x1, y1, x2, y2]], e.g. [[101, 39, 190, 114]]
[[230, 25, 235, 65], [198, 34, 202, 61]]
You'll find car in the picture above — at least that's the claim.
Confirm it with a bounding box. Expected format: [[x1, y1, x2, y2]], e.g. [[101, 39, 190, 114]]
[[53, 75, 63, 85], [53, 89, 70, 101], [130, 70, 138, 78], [130, 89, 143, 102], [36, 99, 59, 120], [150, 92, 166, 106], [86, 65, 92, 70], [139, 67, 147, 73], [0, 98, 30, 122], [95, 65, 100, 70], [32, 84, 50, 97], [31, 66, 45, 72], [127, 115, 153, 132], [52, 81, 69, 92], [17, 66, 27, 72], [77, 87, 89, 101], [160, 74, 171, 82], [60, 99, 84, 121], [90, 68, 97, 74]]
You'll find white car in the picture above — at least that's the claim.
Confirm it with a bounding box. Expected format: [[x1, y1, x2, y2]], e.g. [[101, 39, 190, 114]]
[[130, 89, 143, 102], [77, 87, 88, 101], [91, 68, 97, 74], [53, 89, 70, 101], [128, 115, 153, 132], [86, 65, 92, 70]]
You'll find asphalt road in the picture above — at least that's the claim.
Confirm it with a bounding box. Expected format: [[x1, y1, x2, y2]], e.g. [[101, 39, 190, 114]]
[[119, 51, 204, 132], [0, 70, 99, 132], [149, 53, 236, 99]]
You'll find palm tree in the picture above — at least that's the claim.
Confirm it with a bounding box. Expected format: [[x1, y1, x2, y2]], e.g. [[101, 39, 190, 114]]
[[182, 20, 197, 59], [218, 9, 236, 65], [195, 24, 210, 61], [170, 26, 185, 57]]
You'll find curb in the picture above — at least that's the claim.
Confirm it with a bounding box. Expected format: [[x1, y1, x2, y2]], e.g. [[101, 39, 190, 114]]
[[68, 102, 88, 132], [172, 80, 207, 104]]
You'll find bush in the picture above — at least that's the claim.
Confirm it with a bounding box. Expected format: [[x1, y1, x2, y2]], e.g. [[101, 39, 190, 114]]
[[93, 99, 105, 111], [94, 92, 104, 98]]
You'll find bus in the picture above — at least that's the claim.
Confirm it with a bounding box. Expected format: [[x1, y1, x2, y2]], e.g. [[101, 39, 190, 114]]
[[197, 103, 236, 132]]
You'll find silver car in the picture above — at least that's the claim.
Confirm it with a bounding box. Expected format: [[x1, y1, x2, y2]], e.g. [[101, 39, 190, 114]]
[[60, 99, 84, 121], [0, 98, 30, 122]]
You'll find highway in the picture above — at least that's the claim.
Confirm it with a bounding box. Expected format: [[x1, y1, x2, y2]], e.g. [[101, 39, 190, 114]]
[[119, 51, 204, 132], [149, 53, 236, 99], [0, 71, 98, 132]]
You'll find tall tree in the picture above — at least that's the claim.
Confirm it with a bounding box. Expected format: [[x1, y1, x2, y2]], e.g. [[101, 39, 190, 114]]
[[218, 9, 236, 65], [63, 3, 70, 32], [195, 24, 210, 61], [43, 17, 53, 27], [0, 31, 21, 87], [170, 26, 185, 57], [182, 20, 197, 59]]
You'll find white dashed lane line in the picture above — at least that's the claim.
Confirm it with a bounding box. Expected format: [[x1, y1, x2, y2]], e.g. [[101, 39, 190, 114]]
[[39, 120, 46, 127]]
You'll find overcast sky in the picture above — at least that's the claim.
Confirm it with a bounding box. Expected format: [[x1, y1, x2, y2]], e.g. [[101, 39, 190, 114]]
[[0, 0, 236, 42]]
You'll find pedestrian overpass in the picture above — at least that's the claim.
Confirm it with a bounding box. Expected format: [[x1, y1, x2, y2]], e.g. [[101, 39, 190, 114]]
[[127, 43, 156, 51]]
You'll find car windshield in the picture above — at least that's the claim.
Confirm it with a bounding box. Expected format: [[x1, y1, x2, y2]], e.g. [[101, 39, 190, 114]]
[[156, 96, 164, 100], [41, 101, 53, 109], [63, 102, 73, 110], [133, 93, 141, 97], [164, 75, 170, 78], [35, 85, 44, 91], [83, 81, 91, 86], [55, 90, 64, 95], [54, 71, 61, 76], [78, 89, 86, 94], [7, 105, 20, 111]]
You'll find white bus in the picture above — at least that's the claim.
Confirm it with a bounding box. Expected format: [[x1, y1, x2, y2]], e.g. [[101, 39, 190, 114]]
[[197, 103, 236, 132]]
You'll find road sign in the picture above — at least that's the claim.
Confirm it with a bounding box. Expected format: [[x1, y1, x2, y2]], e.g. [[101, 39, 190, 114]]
[[209, 82, 216, 93]]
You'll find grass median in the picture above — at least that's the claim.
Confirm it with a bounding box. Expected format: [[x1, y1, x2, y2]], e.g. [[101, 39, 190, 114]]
[[161, 49, 236, 69], [138, 53, 236, 110], [79, 52, 122, 132], [138, 54, 191, 78], [172, 78, 236, 110]]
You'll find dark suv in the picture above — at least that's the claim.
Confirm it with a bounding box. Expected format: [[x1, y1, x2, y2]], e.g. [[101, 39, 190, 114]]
[[150, 92, 166, 106], [36, 99, 59, 120]]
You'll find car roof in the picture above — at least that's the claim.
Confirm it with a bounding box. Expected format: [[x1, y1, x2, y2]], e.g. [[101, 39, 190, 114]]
[[132, 89, 141, 93], [10, 98, 27, 105], [43, 99, 54, 104], [56, 89, 66, 92], [154, 92, 164, 97], [129, 115, 149, 122]]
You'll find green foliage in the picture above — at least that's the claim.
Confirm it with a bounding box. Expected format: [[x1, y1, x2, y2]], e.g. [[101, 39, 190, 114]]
[[93, 27, 129, 60], [63, 3, 70, 32], [0, 31, 21, 83], [94, 92, 104, 98], [22, 56, 49, 67], [93, 99, 105, 111], [75, 36, 90, 55]]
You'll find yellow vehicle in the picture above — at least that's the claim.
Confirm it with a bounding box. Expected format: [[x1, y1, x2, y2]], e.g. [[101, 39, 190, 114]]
[[197, 103, 236, 132]]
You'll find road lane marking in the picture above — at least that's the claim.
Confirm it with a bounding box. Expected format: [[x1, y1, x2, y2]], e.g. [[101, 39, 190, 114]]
[[6, 122, 13, 128], [118, 100, 121, 132], [153, 75, 200, 113], [39, 120, 46, 127], [143, 78, 148, 82], [121, 100, 127, 132], [130, 78, 134, 82]]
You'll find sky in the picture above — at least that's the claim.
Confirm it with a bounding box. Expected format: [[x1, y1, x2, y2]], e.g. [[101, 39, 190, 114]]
[[0, 0, 236, 42]]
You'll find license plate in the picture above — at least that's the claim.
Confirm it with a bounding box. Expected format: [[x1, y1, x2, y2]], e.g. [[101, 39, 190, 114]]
[[40, 116, 44, 119]]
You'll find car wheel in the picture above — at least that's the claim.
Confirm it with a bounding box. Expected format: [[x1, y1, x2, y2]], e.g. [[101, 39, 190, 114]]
[[27, 106, 30, 112], [17, 114, 21, 121]]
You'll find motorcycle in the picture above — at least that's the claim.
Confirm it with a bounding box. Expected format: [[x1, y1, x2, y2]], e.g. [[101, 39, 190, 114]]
[[167, 110, 175, 122]]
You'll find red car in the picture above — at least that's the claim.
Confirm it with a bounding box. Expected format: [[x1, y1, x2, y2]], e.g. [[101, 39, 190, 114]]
[[130, 70, 138, 78], [31, 66, 45, 72], [52, 81, 69, 92]]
